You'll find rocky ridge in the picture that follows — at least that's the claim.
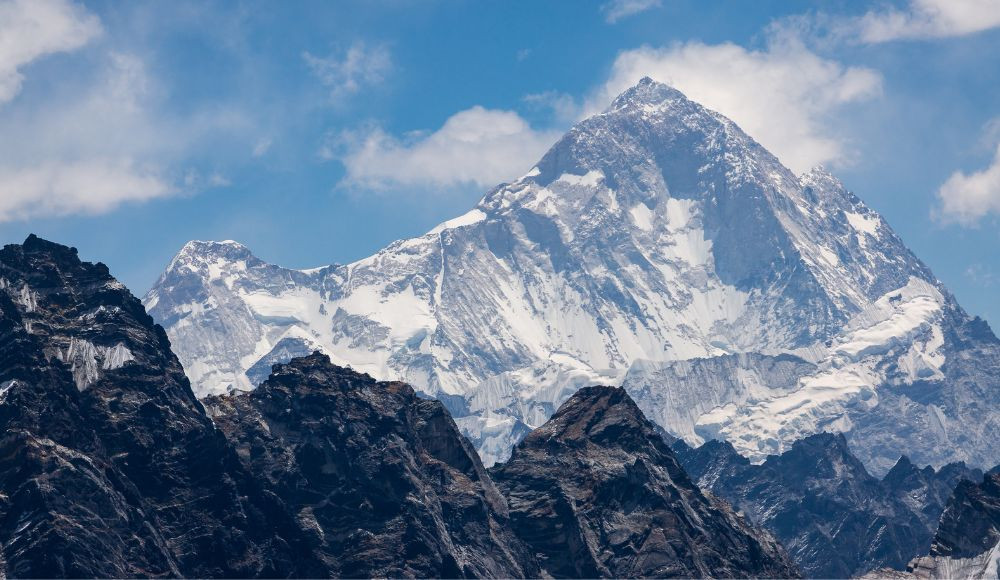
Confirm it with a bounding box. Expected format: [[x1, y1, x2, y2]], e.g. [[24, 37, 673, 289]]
[[490, 385, 800, 578], [672, 433, 983, 578]]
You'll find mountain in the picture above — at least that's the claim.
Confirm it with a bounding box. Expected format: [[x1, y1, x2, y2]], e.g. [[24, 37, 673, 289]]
[[672, 433, 982, 578], [0, 235, 323, 577], [489, 385, 799, 578], [203, 352, 537, 578], [0, 235, 799, 578], [882, 455, 984, 532], [145, 78, 1000, 472], [864, 470, 1000, 579]]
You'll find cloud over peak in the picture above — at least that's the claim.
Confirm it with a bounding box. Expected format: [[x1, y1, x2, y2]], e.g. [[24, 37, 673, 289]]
[[588, 37, 882, 173], [334, 106, 561, 192]]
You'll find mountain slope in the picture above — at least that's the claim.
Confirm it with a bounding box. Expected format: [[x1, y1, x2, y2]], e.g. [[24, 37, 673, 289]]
[[489, 385, 799, 578], [673, 434, 935, 578], [145, 78, 1000, 471], [0, 235, 322, 577], [865, 470, 1000, 579], [203, 352, 537, 579]]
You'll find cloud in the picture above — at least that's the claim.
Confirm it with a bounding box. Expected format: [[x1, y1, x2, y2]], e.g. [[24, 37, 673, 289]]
[[0, 49, 249, 222], [522, 90, 580, 124], [303, 42, 392, 100], [0, 159, 170, 221], [601, 0, 661, 24], [935, 144, 1000, 225], [335, 106, 561, 191], [252, 137, 272, 158], [854, 0, 1000, 43], [586, 37, 882, 173], [0, 0, 101, 105], [965, 263, 997, 287]]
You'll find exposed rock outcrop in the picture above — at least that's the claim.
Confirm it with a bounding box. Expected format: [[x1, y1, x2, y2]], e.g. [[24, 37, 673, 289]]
[[490, 386, 800, 578]]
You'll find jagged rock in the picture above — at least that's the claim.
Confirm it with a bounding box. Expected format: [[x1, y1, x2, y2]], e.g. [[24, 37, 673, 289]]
[[0, 236, 321, 577], [674, 433, 931, 578], [203, 352, 537, 579], [864, 471, 1000, 579], [490, 386, 800, 579], [882, 455, 983, 532]]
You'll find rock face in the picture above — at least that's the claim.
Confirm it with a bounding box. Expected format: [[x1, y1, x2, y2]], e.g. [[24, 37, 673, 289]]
[[490, 386, 800, 579], [0, 235, 320, 578], [145, 78, 1000, 474], [867, 471, 1000, 579], [671, 433, 983, 578], [882, 455, 984, 532], [203, 352, 537, 579]]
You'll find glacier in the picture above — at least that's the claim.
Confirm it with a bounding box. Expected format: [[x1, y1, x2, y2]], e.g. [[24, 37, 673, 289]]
[[144, 78, 1000, 472]]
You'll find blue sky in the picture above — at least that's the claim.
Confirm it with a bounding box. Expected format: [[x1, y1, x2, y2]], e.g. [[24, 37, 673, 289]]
[[0, 0, 998, 325]]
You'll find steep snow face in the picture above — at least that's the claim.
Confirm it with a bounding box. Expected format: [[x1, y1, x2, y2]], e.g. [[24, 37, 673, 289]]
[[145, 78, 999, 470], [694, 277, 950, 462]]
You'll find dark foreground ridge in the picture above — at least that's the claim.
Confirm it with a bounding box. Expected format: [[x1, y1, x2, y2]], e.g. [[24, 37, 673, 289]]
[[204, 352, 537, 578], [491, 385, 801, 579], [673, 433, 984, 578], [0, 235, 323, 577]]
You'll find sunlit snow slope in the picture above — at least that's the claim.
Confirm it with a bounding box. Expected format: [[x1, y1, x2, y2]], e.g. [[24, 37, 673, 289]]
[[145, 78, 1000, 472]]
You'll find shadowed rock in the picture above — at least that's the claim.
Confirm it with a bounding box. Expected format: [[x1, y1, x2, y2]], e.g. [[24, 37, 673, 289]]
[[490, 385, 800, 578]]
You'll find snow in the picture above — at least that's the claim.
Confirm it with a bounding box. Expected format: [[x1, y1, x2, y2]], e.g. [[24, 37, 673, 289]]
[[0, 379, 18, 402], [846, 211, 880, 237], [908, 539, 1000, 579], [556, 170, 604, 187], [629, 203, 654, 231], [56, 339, 135, 390], [427, 208, 487, 235]]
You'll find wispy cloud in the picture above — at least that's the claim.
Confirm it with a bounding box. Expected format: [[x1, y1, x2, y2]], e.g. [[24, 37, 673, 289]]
[[853, 0, 1000, 43], [303, 41, 392, 100], [0, 0, 102, 104], [334, 107, 561, 192], [965, 263, 998, 287], [0, 37, 250, 222], [935, 143, 1000, 226], [585, 34, 882, 173], [601, 0, 661, 24]]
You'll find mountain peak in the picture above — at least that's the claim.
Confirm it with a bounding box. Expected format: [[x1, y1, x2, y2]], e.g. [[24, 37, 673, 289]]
[[530, 385, 654, 445], [608, 76, 689, 110]]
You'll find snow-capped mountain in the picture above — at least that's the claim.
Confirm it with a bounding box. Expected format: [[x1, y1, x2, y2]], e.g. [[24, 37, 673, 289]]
[[144, 78, 1000, 471]]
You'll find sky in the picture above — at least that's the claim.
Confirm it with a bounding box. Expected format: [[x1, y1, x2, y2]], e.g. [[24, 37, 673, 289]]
[[0, 0, 998, 326]]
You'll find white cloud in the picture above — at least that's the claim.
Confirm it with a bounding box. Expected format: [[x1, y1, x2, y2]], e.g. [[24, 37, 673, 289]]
[[0, 50, 249, 222], [0, 159, 170, 221], [0, 0, 101, 104], [601, 0, 661, 24], [935, 144, 1000, 225], [252, 137, 272, 158], [303, 42, 392, 100], [855, 0, 1000, 43], [522, 90, 580, 124], [336, 106, 561, 191], [586, 37, 883, 173]]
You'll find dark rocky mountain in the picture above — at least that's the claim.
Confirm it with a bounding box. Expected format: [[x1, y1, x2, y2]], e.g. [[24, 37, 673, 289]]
[[865, 470, 1000, 578], [490, 385, 800, 579], [671, 433, 982, 578], [882, 455, 983, 532], [0, 235, 322, 578], [927, 471, 1000, 561], [203, 352, 538, 579]]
